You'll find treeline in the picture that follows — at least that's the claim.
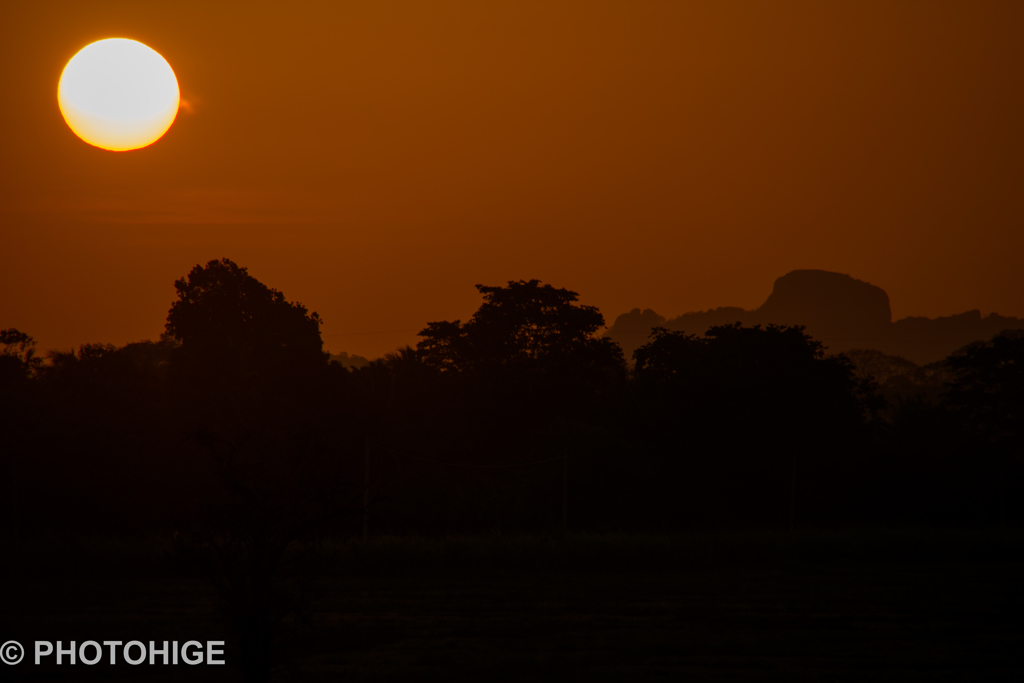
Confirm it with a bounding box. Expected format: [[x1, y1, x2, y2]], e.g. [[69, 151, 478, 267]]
[[2, 258, 1022, 539]]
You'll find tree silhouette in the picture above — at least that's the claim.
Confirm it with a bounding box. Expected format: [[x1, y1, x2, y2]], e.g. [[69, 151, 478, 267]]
[[945, 330, 1024, 449], [634, 323, 879, 425], [161, 260, 354, 681], [0, 328, 42, 383], [418, 279, 624, 380], [165, 258, 328, 431], [0, 329, 42, 542], [632, 323, 881, 528], [166, 257, 325, 370], [416, 279, 625, 432], [944, 330, 1024, 525]]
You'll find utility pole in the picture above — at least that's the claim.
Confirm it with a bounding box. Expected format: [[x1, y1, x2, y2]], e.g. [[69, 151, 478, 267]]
[[363, 437, 370, 541], [562, 455, 568, 534]]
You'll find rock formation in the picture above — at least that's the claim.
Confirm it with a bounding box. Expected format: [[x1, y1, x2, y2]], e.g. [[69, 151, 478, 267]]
[[605, 270, 1024, 365]]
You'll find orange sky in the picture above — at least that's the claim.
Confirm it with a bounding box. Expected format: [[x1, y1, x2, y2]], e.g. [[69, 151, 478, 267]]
[[2, 0, 1022, 359]]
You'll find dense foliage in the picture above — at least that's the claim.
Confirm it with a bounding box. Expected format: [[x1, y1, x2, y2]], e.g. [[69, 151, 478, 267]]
[[2, 260, 1021, 540]]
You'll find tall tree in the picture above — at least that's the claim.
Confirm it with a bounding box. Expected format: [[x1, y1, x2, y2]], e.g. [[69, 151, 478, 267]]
[[633, 322, 878, 428], [632, 323, 881, 528], [0, 329, 42, 541], [165, 260, 354, 680], [165, 258, 328, 425], [166, 258, 325, 366], [944, 330, 1024, 526], [418, 279, 624, 379], [414, 280, 626, 501], [0, 328, 42, 384], [945, 330, 1024, 449]]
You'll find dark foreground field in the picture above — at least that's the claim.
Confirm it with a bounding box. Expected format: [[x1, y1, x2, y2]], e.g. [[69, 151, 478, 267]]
[[2, 531, 1022, 682]]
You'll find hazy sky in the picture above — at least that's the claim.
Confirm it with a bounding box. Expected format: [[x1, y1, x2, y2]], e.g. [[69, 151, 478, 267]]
[[2, 0, 1022, 359]]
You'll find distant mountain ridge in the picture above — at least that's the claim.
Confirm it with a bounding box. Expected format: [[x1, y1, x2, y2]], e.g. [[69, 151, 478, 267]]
[[606, 270, 1024, 365]]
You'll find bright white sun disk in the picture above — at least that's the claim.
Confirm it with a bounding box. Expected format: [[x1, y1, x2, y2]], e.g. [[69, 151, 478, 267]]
[[58, 38, 179, 151]]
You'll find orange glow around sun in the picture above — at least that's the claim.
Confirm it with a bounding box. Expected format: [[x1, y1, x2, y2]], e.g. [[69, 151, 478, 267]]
[[58, 38, 179, 152]]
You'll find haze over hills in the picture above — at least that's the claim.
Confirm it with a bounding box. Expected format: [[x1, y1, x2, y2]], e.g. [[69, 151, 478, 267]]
[[606, 270, 1024, 365]]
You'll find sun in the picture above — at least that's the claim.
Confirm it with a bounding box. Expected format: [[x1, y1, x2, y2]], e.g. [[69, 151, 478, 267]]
[[58, 39, 180, 152]]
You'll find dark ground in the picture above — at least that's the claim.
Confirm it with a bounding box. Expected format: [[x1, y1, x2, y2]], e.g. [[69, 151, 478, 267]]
[[2, 532, 1022, 681]]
